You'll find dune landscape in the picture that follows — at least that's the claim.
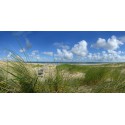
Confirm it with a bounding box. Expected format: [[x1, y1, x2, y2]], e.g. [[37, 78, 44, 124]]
[[0, 56, 125, 93], [1, 31, 125, 93]]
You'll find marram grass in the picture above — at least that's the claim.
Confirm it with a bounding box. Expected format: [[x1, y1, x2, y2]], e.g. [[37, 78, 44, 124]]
[[0, 51, 125, 93]]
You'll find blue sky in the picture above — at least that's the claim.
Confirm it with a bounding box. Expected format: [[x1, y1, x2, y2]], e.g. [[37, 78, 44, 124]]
[[0, 31, 125, 62]]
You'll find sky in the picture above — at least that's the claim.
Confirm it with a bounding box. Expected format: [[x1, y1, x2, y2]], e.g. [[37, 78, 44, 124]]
[[0, 31, 125, 62]]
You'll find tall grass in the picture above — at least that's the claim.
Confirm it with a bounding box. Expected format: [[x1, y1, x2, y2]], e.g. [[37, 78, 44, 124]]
[[83, 67, 111, 85], [92, 68, 125, 93], [35, 68, 79, 93], [57, 64, 91, 73], [0, 52, 79, 93], [0, 52, 125, 93], [56, 64, 125, 93], [0, 51, 38, 93]]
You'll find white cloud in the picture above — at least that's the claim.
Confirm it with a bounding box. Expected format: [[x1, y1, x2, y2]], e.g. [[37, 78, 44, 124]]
[[87, 50, 125, 62], [30, 50, 41, 60], [107, 50, 117, 54], [19, 48, 26, 53], [71, 40, 88, 57], [90, 35, 125, 62], [92, 35, 124, 51], [55, 49, 73, 60], [87, 53, 102, 61], [54, 42, 70, 50], [54, 40, 88, 61], [92, 38, 106, 48], [43, 52, 53, 56]]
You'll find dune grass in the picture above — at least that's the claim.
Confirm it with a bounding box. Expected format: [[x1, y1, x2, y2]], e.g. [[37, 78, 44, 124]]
[[57, 64, 125, 93], [0, 52, 125, 93], [0, 52, 83, 93], [91, 68, 125, 92], [83, 67, 111, 85], [0, 54, 38, 93], [57, 64, 91, 73]]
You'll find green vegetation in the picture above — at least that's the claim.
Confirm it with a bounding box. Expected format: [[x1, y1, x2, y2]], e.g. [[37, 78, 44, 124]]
[[56, 64, 125, 92], [0, 52, 125, 93], [0, 53, 38, 93], [57, 64, 91, 73]]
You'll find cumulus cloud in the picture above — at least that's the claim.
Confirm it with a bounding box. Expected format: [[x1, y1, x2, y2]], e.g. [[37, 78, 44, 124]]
[[43, 52, 53, 56], [55, 49, 73, 60], [92, 35, 124, 51], [54, 40, 88, 61], [16, 35, 125, 62], [89, 35, 125, 61], [54, 42, 70, 50], [87, 50, 125, 62], [71, 40, 88, 57]]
